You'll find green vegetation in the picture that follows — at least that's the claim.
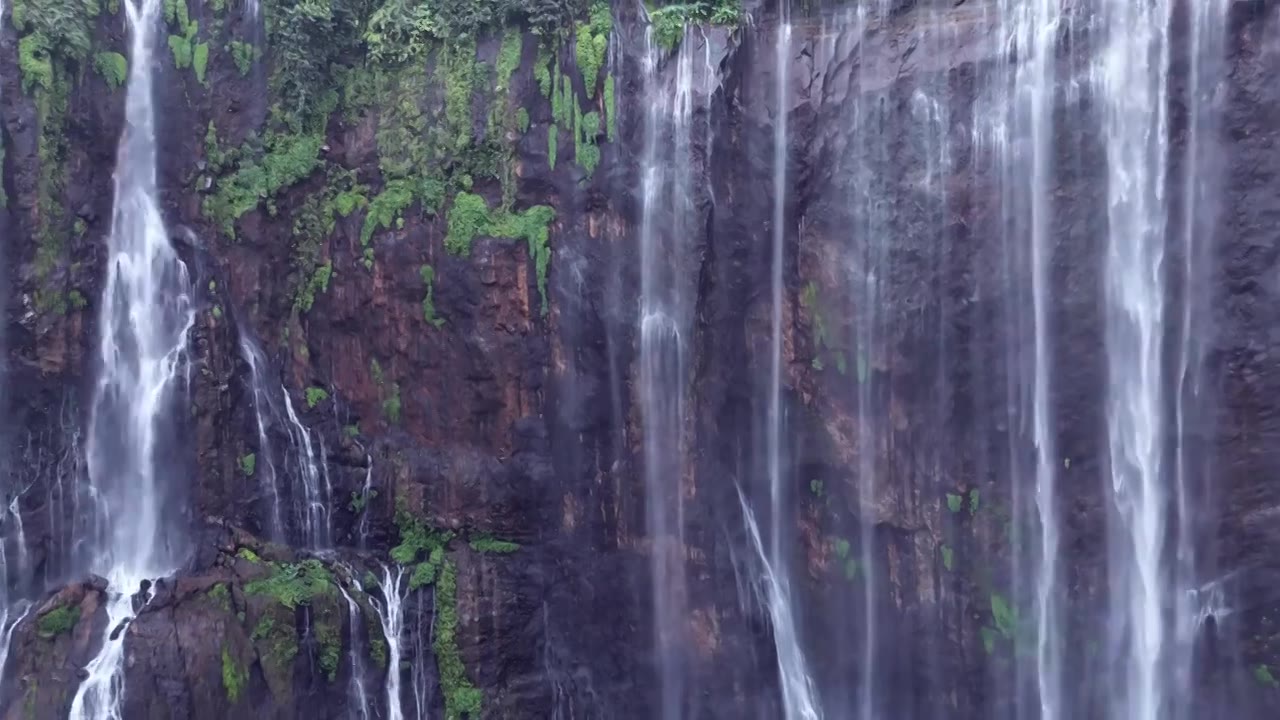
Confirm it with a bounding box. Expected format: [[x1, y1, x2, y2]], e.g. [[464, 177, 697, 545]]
[[946, 493, 963, 513], [251, 614, 299, 684], [208, 583, 232, 612], [93, 52, 128, 89], [240, 453, 256, 477], [391, 502, 454, 566], [228, 41, 258, 76], [193, 42, 210, 85], [221, 647, 248, 702], [291, 168, 365, 308], [604, 74, 617, 140], [369, 360, 403, 424], [548, 124, 558, 169], [244, 559, 335, 609], [366, 612, 387, 669], [941, 544, 954, 571], [445, 192, 555, 313], [167, 15, 199, 72], [13, 0, 98, 312], [349, 488, 377, 513], [205, 130, 325, 237], [969, 489, 980, 515], [809, 479, 823, 497], [575, 2, 611, 98], [990, 592, 1018, 640], [37, 605, 80, 639], [410, 561, 437, 590], [470, 535, 519, 553], [649, 0, 742, 51], [68, 290, 88, 311], [832, 537, 859, 581], [1256, 664, 1280, 689], [435, 561, 482, 719], [344, 424, 361, 438], [420, 265, 445, 327], [306, 386, 329, 408], [237, 547, 262, 563], [517, 108, 530, 133], [316, 622, 341, 681]]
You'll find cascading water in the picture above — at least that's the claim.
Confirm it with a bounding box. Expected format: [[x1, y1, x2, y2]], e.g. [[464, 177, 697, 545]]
[[1096, 2, 1174, 719], [337, 583, 372, 720], [752, 7, 821, 719], [371, 565, 407, 720], [239, 337, 332, 549], [357, 456, 374, 548], [70, 0, 196, 715], [637, 18, 710, 718]]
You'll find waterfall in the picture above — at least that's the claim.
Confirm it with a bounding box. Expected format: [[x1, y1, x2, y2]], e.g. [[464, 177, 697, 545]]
[[337, 584, 372, 720], [758, 8, 820, 719], [371, 565, 407, 720], [0, 600, 30, 689], [1096, 1, 1173, 718], [357, 456, 374, 548], [637, 19, 710, 718], [239, 336, 331, 549], [71, 0, 196, 716], [409, 596, 433, 717]]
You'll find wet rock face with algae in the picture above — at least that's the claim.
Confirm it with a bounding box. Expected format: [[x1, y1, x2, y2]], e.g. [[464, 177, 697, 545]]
[[2, 0, 1280, 718]]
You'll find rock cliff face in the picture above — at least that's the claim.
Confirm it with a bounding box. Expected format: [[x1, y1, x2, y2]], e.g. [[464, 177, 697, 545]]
[[1, 0, 1280, 718]]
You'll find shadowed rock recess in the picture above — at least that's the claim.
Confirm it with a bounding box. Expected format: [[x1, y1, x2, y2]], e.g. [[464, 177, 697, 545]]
[[0, 0, 1278, 717]]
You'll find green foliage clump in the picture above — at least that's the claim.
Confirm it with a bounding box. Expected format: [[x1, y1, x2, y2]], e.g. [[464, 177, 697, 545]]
[[228, 41, 258, 76], [517, 108, 530, 134], [292, 169, 365, 309], [941, 544, 954, 571], [361, 180, 417, 247], [604, 74, 616, 141], [419, 265, 444, 327], [650, 1, 742, 51], [366, 613, 387, 669], [969, 489, 980, 514], [204, 131, 325, 237], [576, 110, 601, 176], [575, 2, 611, 98], [496, 31, 523, 95], [547, 124, 558, 169], [1256, 664, 1280, 689], [93, 52, 128, 89], [469, 535, 519, 553], [534, 47, 552, 99], [37, 605, 80, 639], [446, 193, 555, 314], [295, 262, 333, 313], [240, 453, 256, 477], [193, 42, 210, 85], [244, 560, 335, 609], [349, 488, 377, 512], [251, 614, 299, 682], [168, 18, 200, 71], [442, 39, 480, 151], [990, 592, 1018, 640], [391, 503, 454, 565], [237, 547, 262, 563], [208, 583, 232, 612], [409, 561, 437, 590], [221, 647, 247, 702], [316, 622, 341, 681], [946, 493, 962, 513], [365, 0, 439, 64], [435, 561, 482, 719], [306, 387, 329, 408]]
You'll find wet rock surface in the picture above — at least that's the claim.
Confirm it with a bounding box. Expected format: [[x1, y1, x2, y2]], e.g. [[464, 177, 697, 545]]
[[0, 0, 1279, 718]]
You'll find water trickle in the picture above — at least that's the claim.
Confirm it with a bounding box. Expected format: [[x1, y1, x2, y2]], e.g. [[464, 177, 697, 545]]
[[337, 583, 372, 720], [637, 20, 711, 718], [71, 0, 196, 714], [240, 339, 284, 538], [357, 456, 374, 548], [0, 600, 30, 689], [371, 565, 407, 720]]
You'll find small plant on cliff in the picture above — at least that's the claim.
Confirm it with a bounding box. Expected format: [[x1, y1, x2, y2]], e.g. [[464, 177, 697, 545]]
[[946, 493, 963, 513], [208, 583, 232, 612], [240, 453, 256, 477], [469, 535, 520, 554], [575, 2, 611, 98], [419, 265, 444, 327], [409, 561, 437, 590], [435, 561, 483, 719], [306, 386, 329, 408], [391, 502, 453, 565], [941, 544, 954, 571], [316, 622, 342, 681], [1255, 664, 1280, 689], [37, 605, 80, 639], [221, 646, 248, 702], [649, 0, 742, 51], [349, 489, 378, 513], [245, 560, 335, 609], [93, 52, 128, 89], [237, 547, 262, 563], [969, 489, 980, 515]]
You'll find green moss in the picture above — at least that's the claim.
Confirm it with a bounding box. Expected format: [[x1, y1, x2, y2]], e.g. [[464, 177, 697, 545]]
[[575, 2, 611, 98], [193, 42, 210, 85], [517, 108, 530, 134], [237, 547, 262, 563], [391, 502, 454, 566], [434, 561, 482, 719], [576, 110, 601, 176], [548, 124, 557, 169], [349, 488, 377, 512], [208, 583, 232, 612], [1256, 664, 1280, 689], [969, 489, 981, 515], [250, 613, 299, 689], [419, 265, 444, 327], [240, 453, 256, 476], [409, 561, 437, 590], [228, 41, 257, 76], [534, 46, 552, 99], [946, 493, 962, 513], [442, 39, 479, 151], [344, 424, 361, 438], [67, 290, 87, 311], [445, 192, 555, 314], [469, 535, 519, 553], [991, 592, 1018, 640], [37, 605, 80, 639], [604, 74, 616, 141], [244, 559, 335, 609], [382, 385, 402, 424], [361, 179, 417, 247], [496, 31, 522, 95], [316, 622, 341, 682], [366, 612, 387, 669], [93, 52, 128, 89], [941, 544, 954, 571], [168, 33, 193, 69], [204, 131, 324, 237], [295, 261, 333, 313], [221, 646, 248, 702], [306, 386, 329, 408]]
